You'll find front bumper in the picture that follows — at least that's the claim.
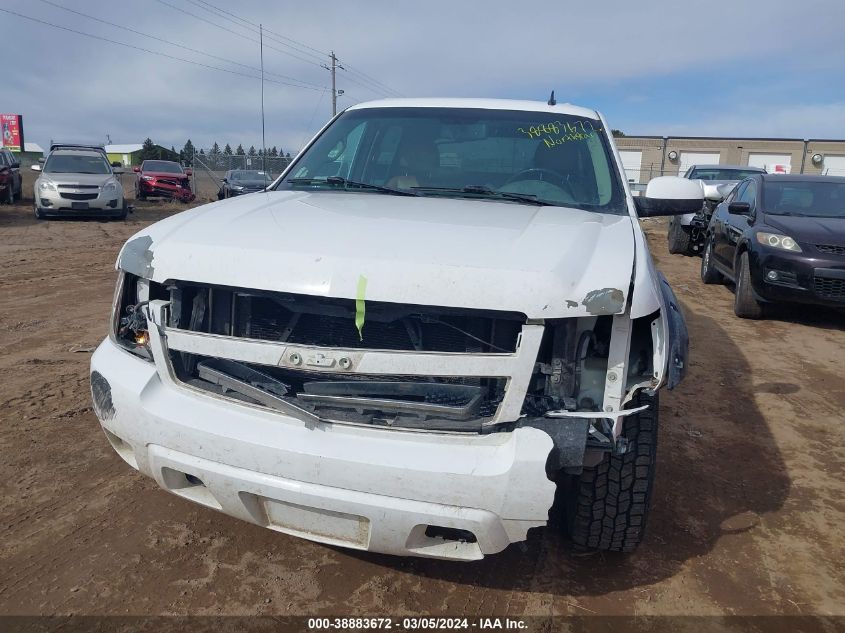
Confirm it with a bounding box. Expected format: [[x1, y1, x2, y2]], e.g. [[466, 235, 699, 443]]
[[90, 337, 558, 560], [138, 179, 195, 201], [37, 186, 122, 213], [750, 248, 845, 307]]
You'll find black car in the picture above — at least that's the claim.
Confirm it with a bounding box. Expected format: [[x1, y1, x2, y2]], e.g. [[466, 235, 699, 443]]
[[217, 169, 272, 199], [700, 174, 845, 318], [0, 147, 22, 204]]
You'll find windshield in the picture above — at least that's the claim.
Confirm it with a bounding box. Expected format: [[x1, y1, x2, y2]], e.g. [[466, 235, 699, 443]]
[[231, 170, 271, 182], [689, 168, 764, 180], [764, 180, 845, 218], [143, 160, 183, 173], [276, 107, 627, 213], [44, 153, 111, 175]]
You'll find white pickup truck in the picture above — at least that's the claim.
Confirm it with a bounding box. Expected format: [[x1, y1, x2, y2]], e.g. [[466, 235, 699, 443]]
[[91, 98, 701, 560]]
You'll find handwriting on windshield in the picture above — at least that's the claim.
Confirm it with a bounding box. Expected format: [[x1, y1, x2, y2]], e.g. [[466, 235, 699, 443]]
[[517, 120, 601, 148]]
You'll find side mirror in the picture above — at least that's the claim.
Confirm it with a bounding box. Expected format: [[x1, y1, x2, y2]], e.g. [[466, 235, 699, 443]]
[[111, 161, 122, 168], [728, 201, 752, 215], [132, 166, 140, 173], [31, 164, 42, 172], [185, 168, 192, 176], [222, 177, 228, 183], [634, 176, 704, 217], [11, 161, 20, 169]]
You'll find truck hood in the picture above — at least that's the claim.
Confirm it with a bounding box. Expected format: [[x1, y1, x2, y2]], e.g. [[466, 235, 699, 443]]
[[119, 191, 637, 318]]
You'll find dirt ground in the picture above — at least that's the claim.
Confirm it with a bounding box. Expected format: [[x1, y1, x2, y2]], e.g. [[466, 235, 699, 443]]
[[1, 187, 844, 625]]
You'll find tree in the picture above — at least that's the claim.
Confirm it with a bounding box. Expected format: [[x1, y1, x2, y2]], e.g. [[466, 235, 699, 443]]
[[199, 148, 205, 156], [138, 138, 157, 161], [224, 143, 232, 155], [248, 145, 257, 157], [258, 148, 265, 157], [285, 152, 291, 159], [180, 139, 195, 163], [210, 142, 221, 156], [236, 144, 245, 155], [269, 146, 278, 157], [611, 129, 626, 138]]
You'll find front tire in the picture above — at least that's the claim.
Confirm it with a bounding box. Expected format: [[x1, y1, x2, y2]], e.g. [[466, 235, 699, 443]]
[[667, 220, 691, 254], [4, 184, 12, 204], [700, 236, 724, 284], [33, 203, 46, 220], [566, 392, 658, 552], [734, 251, 764, 319]]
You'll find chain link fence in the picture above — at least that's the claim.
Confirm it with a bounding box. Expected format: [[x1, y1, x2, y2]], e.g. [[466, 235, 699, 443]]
[[187, 153, 292, 201]]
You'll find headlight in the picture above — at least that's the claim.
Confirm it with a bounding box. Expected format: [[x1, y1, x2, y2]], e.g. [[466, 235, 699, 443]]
[[103, 180, 119, 192], [111, 272, 155, 361], [141, 175, 154, 181], [756, 232, 802, 252], [38, 180, 56, 192], [231, 185, 244, 191]]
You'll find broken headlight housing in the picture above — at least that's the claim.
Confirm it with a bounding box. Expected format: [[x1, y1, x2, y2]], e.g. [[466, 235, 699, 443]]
[[111, 271, 165, 361]]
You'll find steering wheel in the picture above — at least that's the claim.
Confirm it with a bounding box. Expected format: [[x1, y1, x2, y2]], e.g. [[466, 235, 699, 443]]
[[503, 168, 575, 198]]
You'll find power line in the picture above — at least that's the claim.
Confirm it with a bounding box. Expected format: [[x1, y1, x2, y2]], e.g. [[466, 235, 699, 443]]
[[343, 63, 403, 97], [153, 0, 324, 68], [33, 0, 326, 90], [174, 0, 402, 98], [188, 0, 328, 61], [0, 7, 325, 91]]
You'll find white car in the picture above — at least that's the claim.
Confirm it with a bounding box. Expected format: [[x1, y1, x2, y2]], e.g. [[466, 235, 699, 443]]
[[91, 98, 700, 560], [667, 164, 766, 255], [32, 145, 127, 219]]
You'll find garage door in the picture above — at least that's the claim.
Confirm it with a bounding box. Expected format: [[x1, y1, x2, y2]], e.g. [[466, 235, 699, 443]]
[[678, 152, 720, 176], [822, 155, 845, 177], [618, 150, 643, 184], [748, 153, 791, 174]]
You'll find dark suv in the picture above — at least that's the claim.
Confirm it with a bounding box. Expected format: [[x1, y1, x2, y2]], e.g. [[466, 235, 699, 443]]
[[701, 174, 845, 318], [0, 148, 22, 204]]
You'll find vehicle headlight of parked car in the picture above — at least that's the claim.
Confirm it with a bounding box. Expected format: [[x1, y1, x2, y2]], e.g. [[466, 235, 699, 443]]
[[38, 179, 57, 192], [756, 232, 802, 252], [141, 175, 155, 181], [103, 179, 120, 193]]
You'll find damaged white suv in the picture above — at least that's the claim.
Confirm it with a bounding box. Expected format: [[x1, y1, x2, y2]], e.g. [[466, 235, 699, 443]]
[[91, 99, 701, 560]]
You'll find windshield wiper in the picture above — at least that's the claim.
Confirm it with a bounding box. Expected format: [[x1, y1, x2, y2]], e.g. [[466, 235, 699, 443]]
[[286, 176, 418, 196], [412, 185, 550, 206], [325, 176, 420, 196]]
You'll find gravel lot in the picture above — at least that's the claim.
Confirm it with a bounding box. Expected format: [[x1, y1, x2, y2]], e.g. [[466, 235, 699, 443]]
[[1, 189, 844, 623]]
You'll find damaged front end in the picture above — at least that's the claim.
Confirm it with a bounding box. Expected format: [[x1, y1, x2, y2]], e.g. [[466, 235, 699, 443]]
[[112, 269, 687, 476]]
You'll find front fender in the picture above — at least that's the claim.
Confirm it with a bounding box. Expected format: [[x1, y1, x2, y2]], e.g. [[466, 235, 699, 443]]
[[656, 272, 689, 390]]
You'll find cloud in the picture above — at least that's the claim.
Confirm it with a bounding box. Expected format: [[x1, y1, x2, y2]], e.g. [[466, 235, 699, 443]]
[[2, 0, 845, 152]]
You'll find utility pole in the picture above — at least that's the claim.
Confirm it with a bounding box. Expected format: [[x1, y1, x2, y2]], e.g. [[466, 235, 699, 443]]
[[260, 24, 267, 176], [322, 51, 344, 116]]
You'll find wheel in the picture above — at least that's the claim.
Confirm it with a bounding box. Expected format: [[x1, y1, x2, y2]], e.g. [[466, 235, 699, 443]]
[[115, 200, 128, 220], [4, 183, 12, 204], [734, 251, 764, 319], [136, 185, 146, 201], [667, 219, 691, 254], [700, 236, 724, 284], [566, 391, 658, 552], [33, 203, 46, 220], [13, 180, 22, 201]]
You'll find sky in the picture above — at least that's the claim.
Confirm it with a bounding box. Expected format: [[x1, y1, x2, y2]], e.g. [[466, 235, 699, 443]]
[[3, 0, 845, 154]]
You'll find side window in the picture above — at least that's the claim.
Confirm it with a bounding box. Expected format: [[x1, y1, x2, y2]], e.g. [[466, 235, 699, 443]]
[[738, 181, 757, 206], [728, 182, 746, 205]]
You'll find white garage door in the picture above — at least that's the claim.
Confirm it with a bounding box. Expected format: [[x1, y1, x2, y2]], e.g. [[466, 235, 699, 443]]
[[748, 153, 791, 174], [618, 150, 643, 183], [678, 152, 720, 176], [822, 155, 845, 177]]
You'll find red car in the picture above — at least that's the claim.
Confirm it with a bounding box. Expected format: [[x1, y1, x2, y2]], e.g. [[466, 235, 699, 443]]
[[133, 160, 195, 202]]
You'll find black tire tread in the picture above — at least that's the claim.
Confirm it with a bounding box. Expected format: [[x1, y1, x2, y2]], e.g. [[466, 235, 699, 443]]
[[734, 251, 764, 319], [567, 391, 658, 552], [667, 221, 691, 255]]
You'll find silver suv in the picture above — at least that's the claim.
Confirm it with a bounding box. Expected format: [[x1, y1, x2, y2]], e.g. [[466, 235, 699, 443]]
[[32, 146, 127, 219]]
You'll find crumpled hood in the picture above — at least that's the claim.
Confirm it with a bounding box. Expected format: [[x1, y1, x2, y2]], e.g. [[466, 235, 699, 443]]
[[119, 191, 637, 318], [142, 171, 189, 180]]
